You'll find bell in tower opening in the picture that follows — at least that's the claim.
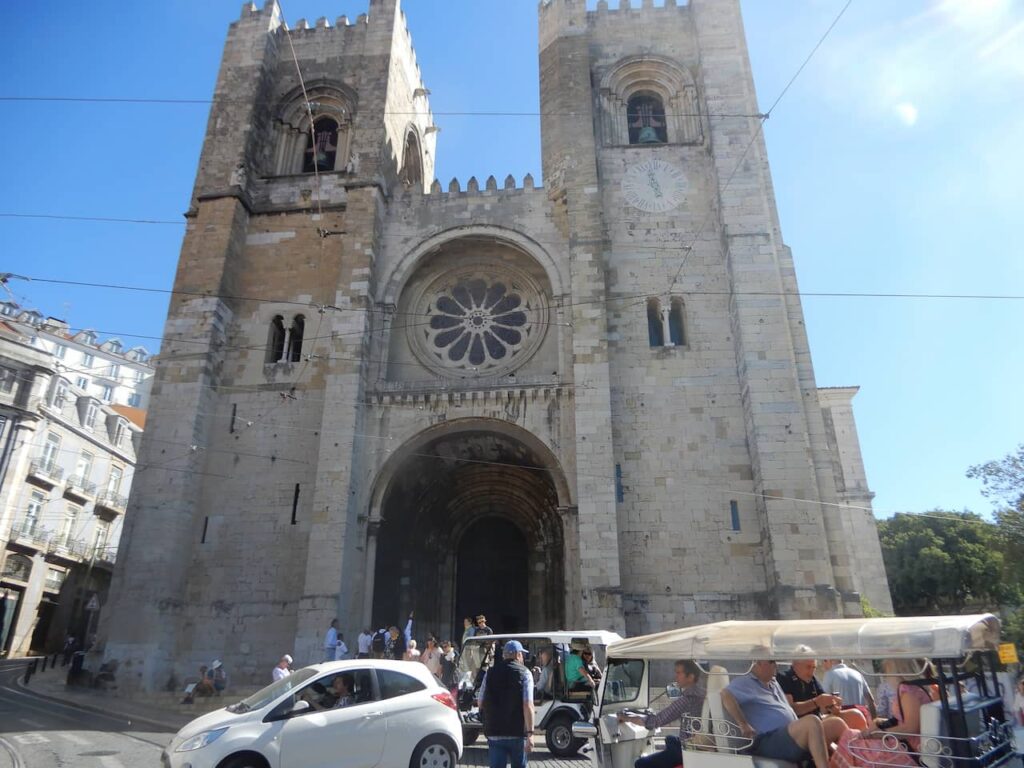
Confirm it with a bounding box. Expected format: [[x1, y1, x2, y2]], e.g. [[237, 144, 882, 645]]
[[627, 92, 667, 144]]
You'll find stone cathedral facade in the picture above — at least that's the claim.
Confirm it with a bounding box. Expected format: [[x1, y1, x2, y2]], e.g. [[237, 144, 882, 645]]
[[102, 0, 892, 689]]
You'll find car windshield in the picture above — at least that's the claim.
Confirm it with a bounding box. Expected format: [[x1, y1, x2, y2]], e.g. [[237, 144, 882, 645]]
[[228, 668, 318, 713]]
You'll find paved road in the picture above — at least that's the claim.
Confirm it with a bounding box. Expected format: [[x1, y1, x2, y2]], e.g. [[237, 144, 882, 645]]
[[0, 660, 172, 767], [0, 659, 591, 767]]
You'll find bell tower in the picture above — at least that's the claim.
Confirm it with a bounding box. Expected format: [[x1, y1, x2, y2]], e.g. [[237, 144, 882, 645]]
[[539, 0, 884, 622], [101, 0, 437, 689]]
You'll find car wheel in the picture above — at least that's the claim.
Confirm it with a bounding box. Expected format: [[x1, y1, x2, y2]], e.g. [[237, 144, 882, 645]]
[[410, 736, 457, 768], [218, 753, 270, 768], [545, 713, 584, 757], [461, 725, 480, 745]]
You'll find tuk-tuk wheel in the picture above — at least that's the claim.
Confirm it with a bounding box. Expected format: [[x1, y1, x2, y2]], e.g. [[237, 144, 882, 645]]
[[545, 713, 584, 757], [461, 726, 479, 746]]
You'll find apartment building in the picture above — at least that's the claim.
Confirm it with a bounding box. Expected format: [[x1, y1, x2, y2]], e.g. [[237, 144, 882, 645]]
[[0, 307, 151, 656]]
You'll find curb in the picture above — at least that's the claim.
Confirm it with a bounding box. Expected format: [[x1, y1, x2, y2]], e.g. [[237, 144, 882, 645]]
[[14, 675, 185, 732], [0, 735, 25, 768]]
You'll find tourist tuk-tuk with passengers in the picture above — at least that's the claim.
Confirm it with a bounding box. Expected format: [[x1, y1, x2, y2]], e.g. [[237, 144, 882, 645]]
[[457, 630, 624, 757], [572, 614, 1019, 768]]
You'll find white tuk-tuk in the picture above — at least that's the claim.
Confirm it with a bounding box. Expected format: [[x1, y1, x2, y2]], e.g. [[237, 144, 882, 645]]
[[573, 614, 1019, 768], [457, 630, 623, 756]]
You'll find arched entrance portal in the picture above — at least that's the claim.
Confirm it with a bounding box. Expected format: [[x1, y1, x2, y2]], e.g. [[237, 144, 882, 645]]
[[370, 424, 567, 642]]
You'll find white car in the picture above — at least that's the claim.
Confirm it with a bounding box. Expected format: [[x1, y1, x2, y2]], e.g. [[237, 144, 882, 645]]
[[161, 659, 462, 768]]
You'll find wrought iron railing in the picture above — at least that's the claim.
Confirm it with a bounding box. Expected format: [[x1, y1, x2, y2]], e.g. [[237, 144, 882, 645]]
[[65, 474, 97, 497], [28, 458, 64, 482], [95, 491, 128, 512], [8, 521, 51, 549], [48, 533, 89, 560]]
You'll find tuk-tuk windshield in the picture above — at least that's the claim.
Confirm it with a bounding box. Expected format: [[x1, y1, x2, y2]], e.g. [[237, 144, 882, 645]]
[[602, 658, 645, 704], [457, 638, 500, 680]]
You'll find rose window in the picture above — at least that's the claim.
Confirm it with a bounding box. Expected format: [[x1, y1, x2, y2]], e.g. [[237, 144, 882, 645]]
[[424, 277, 535, 371]]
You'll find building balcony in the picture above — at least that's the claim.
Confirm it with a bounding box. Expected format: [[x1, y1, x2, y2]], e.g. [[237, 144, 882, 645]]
[[95, 492, 128, 516], [7, 521, 51, 551], [43, 573, 66, 593], [92, 546, 118, 569], [46, 533, 89, 563], [64, 475, 98, 502], [27, 458, 64, 488]]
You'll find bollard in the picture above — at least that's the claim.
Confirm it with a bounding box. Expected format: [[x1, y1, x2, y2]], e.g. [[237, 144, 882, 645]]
[[41, 655, 47, 672], [23, 658, 38, 685]]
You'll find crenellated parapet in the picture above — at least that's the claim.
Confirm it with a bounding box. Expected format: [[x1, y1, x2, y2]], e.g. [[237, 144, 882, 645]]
[[592, 0, 688, 13], [398, 173, 543, 202]]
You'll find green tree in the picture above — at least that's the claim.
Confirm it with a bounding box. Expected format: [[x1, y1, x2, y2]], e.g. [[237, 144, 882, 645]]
[[967, 443, 1024, 508], [878, 511, 1011, 614]]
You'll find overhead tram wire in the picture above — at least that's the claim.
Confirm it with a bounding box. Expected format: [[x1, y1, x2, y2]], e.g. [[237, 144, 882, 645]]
[[0, 95, 763, 120], [665, 0, 854, 296]]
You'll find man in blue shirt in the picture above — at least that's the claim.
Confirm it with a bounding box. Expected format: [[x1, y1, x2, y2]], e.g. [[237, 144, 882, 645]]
[[721, 660, 847, 768]]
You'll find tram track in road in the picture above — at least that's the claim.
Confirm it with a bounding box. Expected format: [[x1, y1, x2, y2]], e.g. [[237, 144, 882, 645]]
[[0, 659, 173, 755]]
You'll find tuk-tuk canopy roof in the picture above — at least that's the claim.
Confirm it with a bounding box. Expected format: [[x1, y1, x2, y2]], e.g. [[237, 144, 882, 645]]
[[463, 630, 624, 646], [607, 615, 1001, 661]]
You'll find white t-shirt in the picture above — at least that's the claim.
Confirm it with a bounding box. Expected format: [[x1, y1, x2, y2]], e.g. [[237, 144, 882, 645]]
[[272, 666, 291, 682], [357, 632, 373, 654], [335, 640, 349, 660]]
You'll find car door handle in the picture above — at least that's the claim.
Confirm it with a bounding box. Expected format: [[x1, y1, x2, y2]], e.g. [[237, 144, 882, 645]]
[[363, 711, 384, 719]]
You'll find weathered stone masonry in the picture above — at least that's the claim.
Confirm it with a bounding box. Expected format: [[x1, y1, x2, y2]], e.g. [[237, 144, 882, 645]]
[[101, 0, 891, 690]]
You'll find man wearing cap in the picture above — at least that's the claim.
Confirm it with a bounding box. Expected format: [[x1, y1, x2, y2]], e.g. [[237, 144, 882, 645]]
[[479, 639, 534, 767], [273, 654, 293, 682]]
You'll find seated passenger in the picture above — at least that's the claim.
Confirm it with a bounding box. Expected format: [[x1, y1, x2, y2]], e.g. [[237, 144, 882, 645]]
[[582, 648, 602, 683], [618, 660, 706, 768], [566, 641, 598, 692], [722, 660, 847, 768], [885, 659, 938, 752], [533, 648, 554, 700]]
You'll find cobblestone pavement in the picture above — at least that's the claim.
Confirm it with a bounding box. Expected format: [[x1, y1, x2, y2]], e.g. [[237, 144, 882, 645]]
[[460, 739, 591, 767]]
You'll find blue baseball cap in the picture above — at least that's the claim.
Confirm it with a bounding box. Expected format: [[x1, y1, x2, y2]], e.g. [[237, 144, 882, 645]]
[[503, 640, 526, 655]]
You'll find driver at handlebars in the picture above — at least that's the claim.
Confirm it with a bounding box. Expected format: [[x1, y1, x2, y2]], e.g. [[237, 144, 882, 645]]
[[618, 660, 707, 768], [722, 660, 848, 768]]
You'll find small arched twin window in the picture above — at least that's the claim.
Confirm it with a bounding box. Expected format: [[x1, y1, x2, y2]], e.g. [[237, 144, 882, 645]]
[[267, 315, 305, 364], [647, 298, 685, 348]]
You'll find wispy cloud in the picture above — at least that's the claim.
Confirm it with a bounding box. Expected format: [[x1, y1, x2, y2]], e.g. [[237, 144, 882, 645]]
[[817, 0, 1024, 127], [894, 102, 919, 127]]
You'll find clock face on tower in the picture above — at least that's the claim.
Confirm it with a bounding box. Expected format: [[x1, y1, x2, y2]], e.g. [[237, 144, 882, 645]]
[[622, 158, 688, 213]]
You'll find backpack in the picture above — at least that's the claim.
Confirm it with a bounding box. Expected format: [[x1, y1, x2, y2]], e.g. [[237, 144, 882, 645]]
[[371, 630, 387, 654]]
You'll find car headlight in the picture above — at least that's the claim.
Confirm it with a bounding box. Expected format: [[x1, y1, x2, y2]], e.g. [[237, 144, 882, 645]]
[[175, 727, 228, 752]]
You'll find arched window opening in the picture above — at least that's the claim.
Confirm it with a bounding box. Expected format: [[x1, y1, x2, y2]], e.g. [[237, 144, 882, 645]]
[[400, 132, 423, 187], [646, 299, 664, 347], [668, 298, 685, 346], [288, 315, 305, 363], [303, 117, 339, 173], [627, 92, 667, 145], [267, 316, 286, 363]]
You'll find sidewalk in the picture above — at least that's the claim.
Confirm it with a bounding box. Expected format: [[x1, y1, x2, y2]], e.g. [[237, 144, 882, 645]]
[[17, 661, 197, 731]]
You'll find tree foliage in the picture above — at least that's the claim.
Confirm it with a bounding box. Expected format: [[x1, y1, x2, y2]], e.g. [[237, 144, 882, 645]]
[[966, 443, 1024, 508], [878, 511, 1011, 614]]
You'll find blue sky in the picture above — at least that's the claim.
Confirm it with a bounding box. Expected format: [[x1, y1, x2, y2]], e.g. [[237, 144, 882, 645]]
[[2, 0, 1021, 517]]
